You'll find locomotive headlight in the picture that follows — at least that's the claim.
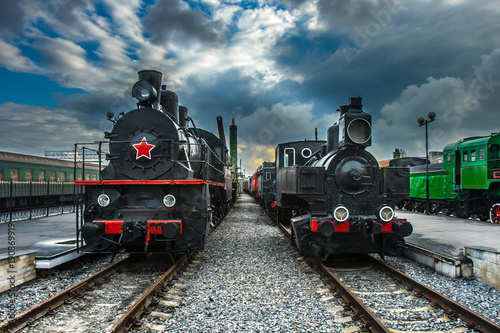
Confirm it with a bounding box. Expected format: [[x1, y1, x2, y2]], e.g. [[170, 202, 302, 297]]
[[347, 118, 372, 144], [378, 206, 394, 222], [163, 194, 176, 207], [333, 206, 349, 222], [132, 80, 157, 102], [97, 194, 110, 207]]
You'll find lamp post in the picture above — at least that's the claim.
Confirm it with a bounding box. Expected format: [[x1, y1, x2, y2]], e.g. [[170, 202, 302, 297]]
[[417, 111, 436, 215]]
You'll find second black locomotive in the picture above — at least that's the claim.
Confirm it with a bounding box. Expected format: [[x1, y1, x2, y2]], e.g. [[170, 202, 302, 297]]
[[259, 97, 413, 260]]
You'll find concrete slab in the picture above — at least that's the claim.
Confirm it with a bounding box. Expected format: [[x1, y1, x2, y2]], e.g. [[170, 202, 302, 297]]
[[0, 213, 78, 259], [0, 213, 85, 268], [396, 210, 500, 260]]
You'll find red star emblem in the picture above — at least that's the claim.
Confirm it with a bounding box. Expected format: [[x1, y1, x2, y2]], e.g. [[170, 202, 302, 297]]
[[133, 137, 155, 159]]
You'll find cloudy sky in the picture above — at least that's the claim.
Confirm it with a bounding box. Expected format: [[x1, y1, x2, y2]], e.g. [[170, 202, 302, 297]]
[[1, 0, 499, 175]]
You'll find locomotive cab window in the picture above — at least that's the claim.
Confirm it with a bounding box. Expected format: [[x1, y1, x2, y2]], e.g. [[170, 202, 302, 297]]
[[284, 148, 295, 167], [215, 147, 222, 160], [463, 151, 468, 163], [446, 153, 452, 164], [479, 148, 485, 161], [489, 144, 500, 160], [265, 172, 271, 180], [471, 150, 476, 162]]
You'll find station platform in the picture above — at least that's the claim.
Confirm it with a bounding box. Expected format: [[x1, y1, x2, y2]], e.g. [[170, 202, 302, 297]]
[[397, 210, 500, 259], [0, 213, 85, 269], [396, 210, 500, 286]]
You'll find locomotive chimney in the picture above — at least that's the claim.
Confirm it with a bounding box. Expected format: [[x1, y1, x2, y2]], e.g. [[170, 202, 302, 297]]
[[348, 97, 363, 112], [216, 115, 227, 147], [160, 89, 179, 123], [178, 106, 188, 128]]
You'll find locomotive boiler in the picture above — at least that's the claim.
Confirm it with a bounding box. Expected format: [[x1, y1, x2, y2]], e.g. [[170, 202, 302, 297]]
[[274, 97, 413, 259], [75, 70, 232, 254]]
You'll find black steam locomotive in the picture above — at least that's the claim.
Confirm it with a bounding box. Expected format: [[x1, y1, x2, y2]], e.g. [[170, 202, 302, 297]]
[[260, 97, 412, 259], [75, 70, 232, 254]]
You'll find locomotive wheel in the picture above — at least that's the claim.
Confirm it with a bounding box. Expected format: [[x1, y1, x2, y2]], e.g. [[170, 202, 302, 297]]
[[490, 203, 500, 224]]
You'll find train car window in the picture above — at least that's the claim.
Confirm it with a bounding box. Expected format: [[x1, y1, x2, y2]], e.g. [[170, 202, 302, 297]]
[[59, 171, 66, 182], [284, 148, 295, 167], [489, 144, 499, 160], [10, 168, 20, 181], [0, 167, 4, 180], [25, 169, 33, 181], [463, 151, 468, 163], [265, 172, 271, 180], [446, 153, 452, 163], [69, 173, 74, 181], [471, 150, 476, 162], [38, 170, 46, 181], [50, 171, 56, 181], [92, 174, 97, 180], [479, 148, 485, 161], [77, 173, 83, 180], [85, 173, 90, 181]]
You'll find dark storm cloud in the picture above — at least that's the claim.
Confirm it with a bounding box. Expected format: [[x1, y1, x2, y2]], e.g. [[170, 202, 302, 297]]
[[58, 91, 135, 131], [268, 0, 500, 115], [142, 0, 225, 45], [0, 2, 23, 36]]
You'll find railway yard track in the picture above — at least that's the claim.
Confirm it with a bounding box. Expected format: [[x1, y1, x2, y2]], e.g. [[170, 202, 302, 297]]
[[2, 193, 500, 332], [279, 221, 500, 332], [0, 255, 190, 332]]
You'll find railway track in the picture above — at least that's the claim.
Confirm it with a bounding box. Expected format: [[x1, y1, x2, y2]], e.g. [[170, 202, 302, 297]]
[[278, 221, 500, 333], [0, 254, 189, 333]]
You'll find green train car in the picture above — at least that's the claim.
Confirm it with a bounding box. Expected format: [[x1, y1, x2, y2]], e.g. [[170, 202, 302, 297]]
[[396, 133, 500, 222], [0, 151, 99, 182], [0, 151, 100, 213]]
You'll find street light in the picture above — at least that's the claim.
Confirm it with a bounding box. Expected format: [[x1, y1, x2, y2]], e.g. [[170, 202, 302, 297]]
[[417, 111, 436, 215]]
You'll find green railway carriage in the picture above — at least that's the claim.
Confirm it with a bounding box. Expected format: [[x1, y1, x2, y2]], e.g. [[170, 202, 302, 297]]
[[401, 133, 500, 222], [0, 151, 100, 214], [0, 151, 99, 182]]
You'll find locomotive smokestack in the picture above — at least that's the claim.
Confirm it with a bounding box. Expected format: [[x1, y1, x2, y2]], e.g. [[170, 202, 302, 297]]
[[216, 116, 227, 147], [178, 106, 188, 128], [160, 89, 179, 123], [348, 97, 363, 112]]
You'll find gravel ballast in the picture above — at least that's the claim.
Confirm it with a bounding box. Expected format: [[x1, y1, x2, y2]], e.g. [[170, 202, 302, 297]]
[[162, 194, 344, 332]]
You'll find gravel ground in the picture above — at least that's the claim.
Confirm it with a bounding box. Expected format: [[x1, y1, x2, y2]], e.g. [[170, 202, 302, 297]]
[[0, 253, 127, 323]]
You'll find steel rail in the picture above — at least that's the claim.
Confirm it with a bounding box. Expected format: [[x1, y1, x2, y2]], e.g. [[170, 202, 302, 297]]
[[278, 222, 388, 331], [317, 260, 391, 333], [108, 253, 189, 333], [0, 256, 131, 333], [277, 222, 292, 238], [370, 257, 500, 333]]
